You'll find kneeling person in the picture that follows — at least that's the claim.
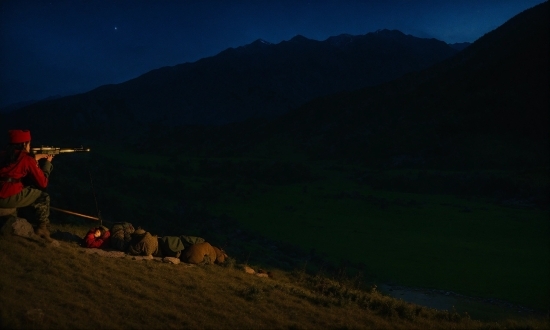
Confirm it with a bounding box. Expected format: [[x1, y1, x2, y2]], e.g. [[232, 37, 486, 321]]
[[0, 130, 54, 242]]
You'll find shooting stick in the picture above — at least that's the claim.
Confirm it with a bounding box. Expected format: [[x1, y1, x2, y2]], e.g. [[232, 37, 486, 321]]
[[50, 206, 99, 221]]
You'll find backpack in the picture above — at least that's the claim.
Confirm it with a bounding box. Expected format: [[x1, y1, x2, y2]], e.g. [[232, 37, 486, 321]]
[[158, 235, 205, 258], [180, 235, 205, 248], [110, 222, 135, 251]]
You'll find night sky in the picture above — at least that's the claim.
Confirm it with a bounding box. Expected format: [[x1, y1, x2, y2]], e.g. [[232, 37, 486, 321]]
[[0, 0, 545, 109]]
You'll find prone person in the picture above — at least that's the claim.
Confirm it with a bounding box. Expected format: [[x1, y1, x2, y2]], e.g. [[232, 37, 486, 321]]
[[84, 225, 111, 248]]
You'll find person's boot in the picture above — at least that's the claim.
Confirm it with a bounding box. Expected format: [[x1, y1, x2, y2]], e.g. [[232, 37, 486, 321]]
[[34, 222, 53, 243]]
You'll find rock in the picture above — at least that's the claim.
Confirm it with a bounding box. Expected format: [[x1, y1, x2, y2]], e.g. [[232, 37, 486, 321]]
[[1, 217, 37, 239], [132, 255, 154, 261], [256, 273, 269, 278], [1, 217, 61, 246], [83, 249, 126, 258], [257, 269, 273, 278], [163, 257, 180, 264], [243, 266, 255, 274], [48, 240, 61, 248]]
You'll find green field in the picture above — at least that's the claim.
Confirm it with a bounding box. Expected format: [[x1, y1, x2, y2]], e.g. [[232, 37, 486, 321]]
[[209, 174, 549, 310], [54, 147, 550, 312]]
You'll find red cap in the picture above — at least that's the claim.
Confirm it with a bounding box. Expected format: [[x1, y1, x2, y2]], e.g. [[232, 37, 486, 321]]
[[8, 130, 31, 144]]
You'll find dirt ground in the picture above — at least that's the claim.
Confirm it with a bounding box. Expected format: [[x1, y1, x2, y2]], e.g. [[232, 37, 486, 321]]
[[378, 284, 456, 311], [378, 284, 546, 321]]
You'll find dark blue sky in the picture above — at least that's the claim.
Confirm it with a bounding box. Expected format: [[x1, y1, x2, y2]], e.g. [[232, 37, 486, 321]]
[[0, 0, 545, 108]]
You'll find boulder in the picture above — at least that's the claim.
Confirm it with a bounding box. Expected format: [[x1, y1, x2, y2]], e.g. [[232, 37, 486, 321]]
[[1, 217, 36, 238], [163, 257, 180, 264], [243, 266, 255, 274], [1, 217, 60, 246]]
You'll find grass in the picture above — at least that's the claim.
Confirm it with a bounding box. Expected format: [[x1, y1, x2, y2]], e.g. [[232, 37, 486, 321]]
[[42, 146, 550, 320], [210, 178, 549, 310], [1, 225, 548, 329]]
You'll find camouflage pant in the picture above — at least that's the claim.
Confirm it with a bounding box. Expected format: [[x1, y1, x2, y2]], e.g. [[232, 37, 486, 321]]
[[0, 187, 50, 226]]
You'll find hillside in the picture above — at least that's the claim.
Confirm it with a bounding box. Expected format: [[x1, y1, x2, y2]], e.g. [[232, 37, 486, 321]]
[[1, 30, 458, 134], [1, 3, 548, 328], [0, 223, 547, 329]]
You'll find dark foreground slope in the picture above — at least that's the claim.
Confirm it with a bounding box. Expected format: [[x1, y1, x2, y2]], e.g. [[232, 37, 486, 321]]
[[168, 1, 548, 170], [0, 224, 547, 329]]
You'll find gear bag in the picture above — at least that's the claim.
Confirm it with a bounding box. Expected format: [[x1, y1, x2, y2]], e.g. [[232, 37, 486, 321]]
[[158, 235, 205, 258], [109, 222, 135, 251]]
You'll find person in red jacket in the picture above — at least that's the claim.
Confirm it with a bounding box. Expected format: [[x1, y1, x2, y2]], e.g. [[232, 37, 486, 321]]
[[84, 226, 111, 248], [0, 130, 54, 241]]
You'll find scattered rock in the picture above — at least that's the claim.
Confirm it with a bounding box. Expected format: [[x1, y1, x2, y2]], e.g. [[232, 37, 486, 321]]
[[163, 257, 180, 264], [48, 240, 61, 248], [1, 217, 35, 238], [83, 249, 126, 258], [242, 266, 272, 278], [0, 217, 60, 246], [80, 248, 192, 266], [257, 269, 273, 278], [132, 255, 154, 261]]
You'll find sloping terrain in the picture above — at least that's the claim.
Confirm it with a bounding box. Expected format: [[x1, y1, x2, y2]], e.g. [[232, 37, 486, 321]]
[[1, 4, 548, 329], [0, 223, 546, 329]]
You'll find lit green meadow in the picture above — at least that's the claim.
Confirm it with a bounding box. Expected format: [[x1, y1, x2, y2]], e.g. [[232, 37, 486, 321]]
[[210, 174, 549, 310], [73, 148, 549, 311]]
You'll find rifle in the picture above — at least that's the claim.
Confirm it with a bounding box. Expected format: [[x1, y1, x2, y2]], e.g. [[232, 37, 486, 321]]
[[31, 146, 91, 155]]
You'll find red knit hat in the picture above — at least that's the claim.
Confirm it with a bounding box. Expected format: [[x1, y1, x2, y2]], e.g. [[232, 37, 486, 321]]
[[8, 130, 31, 144]]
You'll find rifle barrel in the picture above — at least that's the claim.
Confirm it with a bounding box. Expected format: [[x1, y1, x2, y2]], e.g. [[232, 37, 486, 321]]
[[31, 146, 91, 154], [50, 206, 100, 221]]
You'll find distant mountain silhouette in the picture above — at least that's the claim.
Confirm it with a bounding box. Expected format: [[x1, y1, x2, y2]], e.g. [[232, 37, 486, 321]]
[[448, 42, 471, 51], [2, 30, 458, 134], [0, 95, 63, 114], [288, 1, 548, 168], [162, 2, 548, 169]]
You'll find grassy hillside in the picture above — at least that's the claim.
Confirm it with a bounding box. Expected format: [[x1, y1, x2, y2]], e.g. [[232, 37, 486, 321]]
[[210, 171, 549, 309], [1, 6, 547, 327], [0, 224, 548, 330], [25, 145, 548, 316]]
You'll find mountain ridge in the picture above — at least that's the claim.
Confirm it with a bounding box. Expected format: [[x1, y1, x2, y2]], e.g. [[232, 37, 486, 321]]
[[159, 1, 548, 170], [2, 29, 459, 131]]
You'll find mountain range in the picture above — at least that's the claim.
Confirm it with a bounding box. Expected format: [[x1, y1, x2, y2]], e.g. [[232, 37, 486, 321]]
[[1, 2, 547, 171], [155, 1, 548, 170], [1, 29, 459, 129]]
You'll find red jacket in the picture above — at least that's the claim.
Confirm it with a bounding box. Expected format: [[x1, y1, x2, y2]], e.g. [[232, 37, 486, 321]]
[[0, 150, 50, 198], [84, 228, 111, 248]]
